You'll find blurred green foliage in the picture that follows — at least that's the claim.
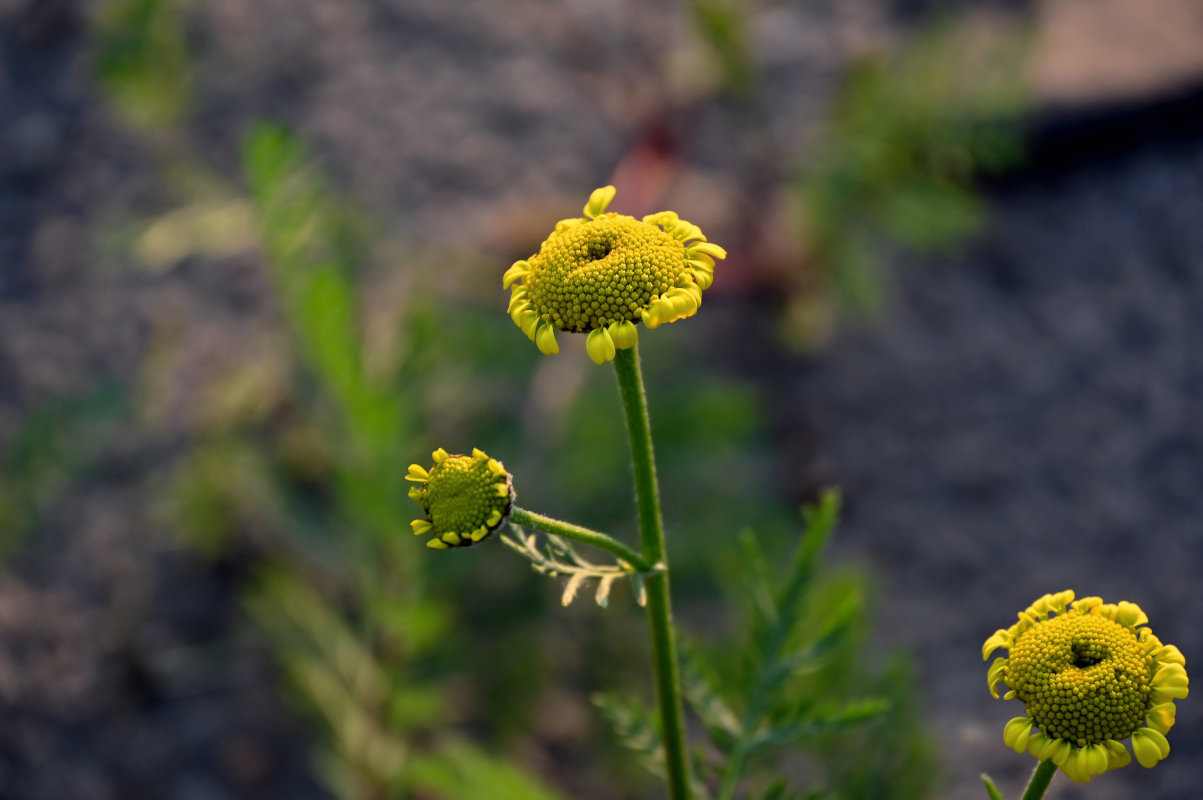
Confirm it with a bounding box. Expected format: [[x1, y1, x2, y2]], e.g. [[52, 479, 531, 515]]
[[161, 126, 569, 800], [797, 23, 1029, 325], [816, 658, 940, 800], [546, 357, 777, 575], [94, 0, 191, 130], [0, 388, 126, 559], [243, 125, 414, 562], [687, 0, 755, 98]]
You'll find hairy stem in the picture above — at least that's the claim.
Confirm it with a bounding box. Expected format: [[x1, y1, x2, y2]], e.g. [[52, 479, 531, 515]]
[[613, 345, 691, 800], [509, 506, 653, 572], [1020, 760, 1057, 800]]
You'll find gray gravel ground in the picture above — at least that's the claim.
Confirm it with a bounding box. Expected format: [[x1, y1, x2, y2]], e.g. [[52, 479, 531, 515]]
[[790, 138, 1203, 800]]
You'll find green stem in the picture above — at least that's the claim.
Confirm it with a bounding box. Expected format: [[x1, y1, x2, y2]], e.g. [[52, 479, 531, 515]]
[[509, 506, 653, 572], [613, 345, 691, 800], [1020, 760, 1057, 800]]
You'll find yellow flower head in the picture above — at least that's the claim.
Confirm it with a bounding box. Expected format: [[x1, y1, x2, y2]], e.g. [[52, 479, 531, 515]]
[[984, 590, 1188, 783], [503, 185, 726, 364], [405, 448, 514, 549]]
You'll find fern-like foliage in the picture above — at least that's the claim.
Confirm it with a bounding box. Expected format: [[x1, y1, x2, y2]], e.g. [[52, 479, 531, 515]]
[[596, 490, 936, 799], [687, 491, 891, 798], [501, 526, 651, 607], [593, 693, 714, 800]]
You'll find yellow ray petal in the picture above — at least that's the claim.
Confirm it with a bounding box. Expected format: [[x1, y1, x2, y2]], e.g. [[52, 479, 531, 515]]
[[535, 321, 559, 355], [688, 241, 727, 261], [986, 657, 1008, 698], [586, 327, 617, 364], [609, 320, 638, 349], [502, 261, 530, 289], [584, 185, 616, 218], [1103, 739, 1131, 769], [1145, 703, 1176, 735], [1003, 717, 1031, 752], [1131, 727, 1170, 768]]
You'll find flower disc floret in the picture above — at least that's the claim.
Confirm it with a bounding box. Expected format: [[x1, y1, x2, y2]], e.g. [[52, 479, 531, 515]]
[[406, 448, 513, 549], [1007, 613, 1150, 744], [983, 590, 1188, 783], [503, 186, 726, 364]]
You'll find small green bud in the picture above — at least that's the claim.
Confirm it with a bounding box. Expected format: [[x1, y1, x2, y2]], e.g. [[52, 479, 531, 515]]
[[407, 448, 514, 549]]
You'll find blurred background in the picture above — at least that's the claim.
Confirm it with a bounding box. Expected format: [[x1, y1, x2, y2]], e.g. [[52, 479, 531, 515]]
[[1, 0, 1202, 798]]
